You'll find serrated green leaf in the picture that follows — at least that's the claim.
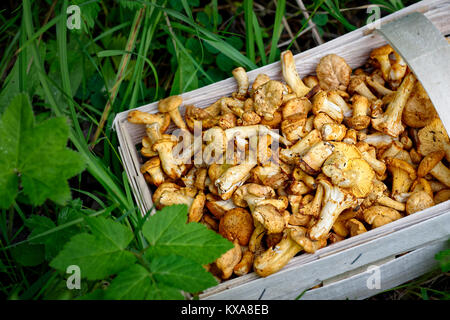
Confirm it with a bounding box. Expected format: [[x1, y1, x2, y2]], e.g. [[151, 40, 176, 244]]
[[50, 233, 136, 280], [0, 94, 85, 208], [84, 216, 134, 250], [71, 0, 101, 31], [146, 283, 184, 300], [143, 205, 188, 244], [104, 264, 152, 300], [142, 205, 233, 265], [150, 255, 218, 292]]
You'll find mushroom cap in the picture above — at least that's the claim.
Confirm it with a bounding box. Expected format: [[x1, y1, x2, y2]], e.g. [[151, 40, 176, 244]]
[[402, 82, 437, 128], [251, 73, 271, 92], [260, 111, 282, 128], [417, 151, 445, 177], [316, 54, 352, 91], [434, 189, 450, 204], [322, 143, 375, 198], [252, 203, 286, 234], [205, 195, 237, 219], [386, 158, 417, 180], [405, 191, 434, 215], [253, 80, 284, 120], [152, 182, 197, 210], [189, 191, 206, 222], [281, 97, 312, 119], [289, 226, 327, 253], [128, 111, 171, 133], [151, 137, 177, 152], [417, 118, 450, 156], [232, 183, 276, 207], [185, 104, 219, 131], [363, 205, 402, 228], [140, 157, 161, 174], [219, 208, 254, 246], [345, 218, 367, 237], [158, 95, 183, 113], [214, 241, 242, 279]]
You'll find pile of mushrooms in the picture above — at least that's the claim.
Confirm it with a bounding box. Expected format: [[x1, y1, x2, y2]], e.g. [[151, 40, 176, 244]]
[[128, 44, 450, 281]]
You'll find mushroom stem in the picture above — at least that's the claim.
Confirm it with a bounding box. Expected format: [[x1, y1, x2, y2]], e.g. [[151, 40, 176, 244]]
[[377, 195, 405, 211], [309, 180, 357, 240], [281, 50, 310, 97], [232, 67, 249, 100], [371, 72, 416, 137], [253, 229, 303, 277], [430, 162, 450, 187]]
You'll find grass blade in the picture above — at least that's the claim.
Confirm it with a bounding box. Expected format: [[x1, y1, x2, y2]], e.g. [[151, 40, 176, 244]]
[[243, 0, 255, 64], [268, 0, 286, 63]]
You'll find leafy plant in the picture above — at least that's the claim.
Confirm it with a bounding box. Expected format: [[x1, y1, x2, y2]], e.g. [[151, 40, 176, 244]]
[[0, 93, 85, 208], [49, 204, 232, 299]]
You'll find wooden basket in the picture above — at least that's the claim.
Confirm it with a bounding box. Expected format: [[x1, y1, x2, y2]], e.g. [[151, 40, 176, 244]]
[[113, 0, 450, 300]]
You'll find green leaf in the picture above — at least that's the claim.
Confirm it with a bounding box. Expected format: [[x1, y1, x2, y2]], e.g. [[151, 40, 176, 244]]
[[72, 0, 101, 31], [0, 93, 86, 208], [50, 233, 136, 280], [216, 53, 236, 72], [104, 264, 153, 300], [435, 249, 450, 272], [26, 208, 83, 260], [142, 205, 233, 265], [105, 264, 156, 300], [11, 243, 45, 267], [50, 216, 135, 280], [313, 13, 328, 26], [147, 283, 184, 300], [150, 255, 218, 292], [84, 216, 134, 250], [103, 263, 185, 300]]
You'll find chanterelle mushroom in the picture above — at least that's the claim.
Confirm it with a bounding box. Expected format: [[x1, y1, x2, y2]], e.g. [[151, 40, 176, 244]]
[[386, 158, 417, 202], [313, 90, 352, 122], [215, 163, 256, 200], [363, 205, 402, 228], [316, 54, 352, 91], [417, 151, 450, 187], [281, 50, 310, 98], [322, 142, 375, 198], [127, 110, 171, 133], [371, 72, 416, 137], [158, 95, 187, 130], [232, 183, 276, 211], [402, 81, 437, 128], [309, 179, 357, 240], [152, 182, 197, 210], [405, 190, 434, 215], [232, 67, 249, 100], [416, 118, 450, 157], [253, 228, 302, 277], [219, 208, 254, 246], [253, 80, 284, 121]]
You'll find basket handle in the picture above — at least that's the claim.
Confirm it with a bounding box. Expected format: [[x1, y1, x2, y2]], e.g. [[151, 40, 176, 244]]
[[377, 12, 450, 131]]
